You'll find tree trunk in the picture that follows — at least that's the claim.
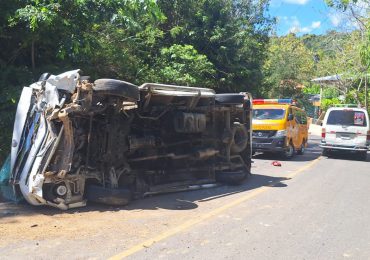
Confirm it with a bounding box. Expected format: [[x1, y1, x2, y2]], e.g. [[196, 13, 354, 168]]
[[31, 40, 35, 71], [365, 74, 368, 111]]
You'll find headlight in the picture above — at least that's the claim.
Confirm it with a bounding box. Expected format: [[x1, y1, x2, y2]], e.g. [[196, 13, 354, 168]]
[[275, 130, 286, 137]]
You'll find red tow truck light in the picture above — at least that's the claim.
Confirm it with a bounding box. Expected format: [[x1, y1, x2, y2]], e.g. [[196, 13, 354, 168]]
[[252, 99, 293, 105]]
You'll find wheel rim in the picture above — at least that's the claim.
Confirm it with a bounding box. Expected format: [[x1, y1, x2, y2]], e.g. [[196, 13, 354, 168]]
[[300, 144, 305, 153]]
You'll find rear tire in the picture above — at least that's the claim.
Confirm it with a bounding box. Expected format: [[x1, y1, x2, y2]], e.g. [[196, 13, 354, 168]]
[[230, 123, 249, 154], [359, 151, 367, 161], [216, 170, 249, 185], [297, 141, 305, 155], [85, 185, 132, 206], [322, 148, 329, 157], [93, 79, 139, 100]]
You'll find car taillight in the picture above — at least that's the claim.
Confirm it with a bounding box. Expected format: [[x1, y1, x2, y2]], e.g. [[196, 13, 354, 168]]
[[322, 128, 326, 138], [367, 130, 370, 141]]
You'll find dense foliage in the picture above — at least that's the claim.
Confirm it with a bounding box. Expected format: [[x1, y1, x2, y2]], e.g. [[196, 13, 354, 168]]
[[0, 0, 273, 163], [0, 0, 369, 164], [262, 29, 370, 112]]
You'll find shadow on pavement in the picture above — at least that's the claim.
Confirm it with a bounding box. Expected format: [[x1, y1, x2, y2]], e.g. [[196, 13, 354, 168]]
[[253, 135, 322, 162], [124, 173, 290, 211], [0, 173, 290, 218], [0, 135, 323, 218], [322, 151, 370, 162]]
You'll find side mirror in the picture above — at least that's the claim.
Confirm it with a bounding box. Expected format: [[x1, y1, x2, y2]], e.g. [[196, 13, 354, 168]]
[[288, 114, 294, 121]]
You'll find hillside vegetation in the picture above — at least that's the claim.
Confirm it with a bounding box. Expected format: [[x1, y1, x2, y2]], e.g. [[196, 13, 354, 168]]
[[0, 0, 369, 164]]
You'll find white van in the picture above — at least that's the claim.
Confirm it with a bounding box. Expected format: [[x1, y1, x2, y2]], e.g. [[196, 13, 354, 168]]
[[320, 106, 370, 160]]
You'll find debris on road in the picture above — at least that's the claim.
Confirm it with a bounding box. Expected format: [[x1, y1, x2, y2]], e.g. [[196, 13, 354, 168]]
[[271, 161, 282, 167]]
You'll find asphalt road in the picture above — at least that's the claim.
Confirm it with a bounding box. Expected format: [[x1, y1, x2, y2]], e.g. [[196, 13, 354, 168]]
[[1, 135, 369, 259]]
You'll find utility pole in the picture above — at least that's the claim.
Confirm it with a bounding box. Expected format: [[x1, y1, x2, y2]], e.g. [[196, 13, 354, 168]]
[[319, 84, 323, 116], [365, 74, 368, 112], [313, 53, 320, 120]]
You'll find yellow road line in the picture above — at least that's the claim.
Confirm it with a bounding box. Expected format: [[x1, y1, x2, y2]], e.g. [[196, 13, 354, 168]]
[[109, 156, 322, 259], [286, 157, 322, 179]]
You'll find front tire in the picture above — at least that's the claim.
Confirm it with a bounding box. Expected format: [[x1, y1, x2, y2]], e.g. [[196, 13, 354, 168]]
[[283, 143, 295, 159], [93, 79, 140, 101]]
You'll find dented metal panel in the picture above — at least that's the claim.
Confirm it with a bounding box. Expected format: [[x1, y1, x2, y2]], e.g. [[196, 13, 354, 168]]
[[11, 70, 252, 209], [11, 87, 33, 175]]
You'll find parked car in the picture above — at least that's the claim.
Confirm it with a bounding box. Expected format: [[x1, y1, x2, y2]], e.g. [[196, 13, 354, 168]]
[[10, 70, 253, 209], [320, 106, 370, 160], [252, 99, 308, 159]]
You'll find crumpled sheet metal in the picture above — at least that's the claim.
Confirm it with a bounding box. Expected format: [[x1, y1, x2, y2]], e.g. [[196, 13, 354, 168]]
[[30, 69, 81, 93]]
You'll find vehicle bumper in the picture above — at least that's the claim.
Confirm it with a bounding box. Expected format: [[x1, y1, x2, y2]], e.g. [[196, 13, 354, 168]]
[[320, 143, 369, 152], [252, 137, 286, 152]]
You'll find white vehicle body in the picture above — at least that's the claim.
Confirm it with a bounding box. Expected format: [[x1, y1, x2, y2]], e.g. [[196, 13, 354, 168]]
[[10, 70, 82, 209], [320, 107, 370, 155], [10, 70, 253, 210]]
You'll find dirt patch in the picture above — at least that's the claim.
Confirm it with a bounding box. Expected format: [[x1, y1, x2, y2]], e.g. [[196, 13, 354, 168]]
[[0, 203, 123, 246], [0, 201, 191, 249]]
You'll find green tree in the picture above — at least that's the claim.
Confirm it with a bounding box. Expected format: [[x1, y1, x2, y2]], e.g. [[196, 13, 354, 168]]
[[157, 0, 273, 92], [0, 0, 274, 164], [145, 44, 216, 87], [0, 0, 166, 164], [262, 33, 315, 98], [324, 0, 369, 110]]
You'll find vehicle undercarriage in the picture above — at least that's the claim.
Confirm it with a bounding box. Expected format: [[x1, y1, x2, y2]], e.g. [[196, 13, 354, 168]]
[[10, 70, 252, 209]]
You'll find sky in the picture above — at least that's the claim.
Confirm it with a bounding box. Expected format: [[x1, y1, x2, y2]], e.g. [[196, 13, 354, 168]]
[[268, 0, 369, 36]]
